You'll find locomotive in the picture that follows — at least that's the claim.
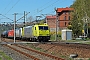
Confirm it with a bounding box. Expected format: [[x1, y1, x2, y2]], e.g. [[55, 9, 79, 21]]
[[1, 23, 50, 42]]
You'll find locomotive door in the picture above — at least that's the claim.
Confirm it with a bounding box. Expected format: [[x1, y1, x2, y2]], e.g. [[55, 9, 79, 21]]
[[34, 27, 37, 36], [33, 26, 39, 37]]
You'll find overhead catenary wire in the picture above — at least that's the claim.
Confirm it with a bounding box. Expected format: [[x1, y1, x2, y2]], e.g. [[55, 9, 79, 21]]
[[17, 0, 53, 22], [1, 0, 60, 23], [5, 0, 20, 15], [39, 0, 59, 12], [0, 0, 67, 24], [36, 0, 53, 11], [32, 0, 59, 16], [0, 14, 13, 21], [0, 0, 12, 14], [30, 0, 53, 14], [16, 12, 30, 22], [31, 0, 60, 23], [0, 0, 20, 23], [1, 0, 52, 23]]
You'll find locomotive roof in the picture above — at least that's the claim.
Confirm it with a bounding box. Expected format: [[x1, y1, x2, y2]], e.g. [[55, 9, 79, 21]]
[[24, 26, 32, 28]]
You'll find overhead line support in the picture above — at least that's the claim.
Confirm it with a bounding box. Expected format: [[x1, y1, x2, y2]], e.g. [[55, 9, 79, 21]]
[[13, 13, 18, 43]]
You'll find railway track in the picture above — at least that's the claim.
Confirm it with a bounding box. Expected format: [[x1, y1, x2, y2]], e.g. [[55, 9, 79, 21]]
[[3, 44, 40, 60], [1, 37, 90, 58], [3, 44, 64, 60], [2, 37, 90, 50], [50, 42, 90, 49]]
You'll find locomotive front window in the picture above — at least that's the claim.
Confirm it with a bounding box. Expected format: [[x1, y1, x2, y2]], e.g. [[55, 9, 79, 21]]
[[39, 26, 43, 30], [39, 26, 48, 30], [44, 26, 48, 30]]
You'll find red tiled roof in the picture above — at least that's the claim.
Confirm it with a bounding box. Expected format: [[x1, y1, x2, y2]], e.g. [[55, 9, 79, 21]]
[[57, 7, 74, 12], [46, 15, 56, 19]]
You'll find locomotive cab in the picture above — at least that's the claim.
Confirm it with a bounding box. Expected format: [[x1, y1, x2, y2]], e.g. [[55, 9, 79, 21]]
[[33, 24, 50, 42]]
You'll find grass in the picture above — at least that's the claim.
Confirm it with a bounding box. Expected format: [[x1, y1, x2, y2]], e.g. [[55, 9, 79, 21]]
[[0, 50, 12, 60], [50, 35, 55, 41], [50, 34, 90, 44], [34, 47, 41, 50], [26, 43, 45, 52], [50, 34, 61, 41], [85, 42, 90, 44], [60, 39, 83, 42]]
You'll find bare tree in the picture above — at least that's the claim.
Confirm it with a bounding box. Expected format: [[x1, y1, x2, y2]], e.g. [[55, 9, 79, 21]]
[[27, 16, 33, 22]]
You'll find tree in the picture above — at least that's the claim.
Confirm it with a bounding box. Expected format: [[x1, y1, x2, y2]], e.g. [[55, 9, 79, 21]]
[[70, 0, 90, 37], [71, 12, 83, 37], [39, 19, 45, 24], [27, 16, 34, 22]]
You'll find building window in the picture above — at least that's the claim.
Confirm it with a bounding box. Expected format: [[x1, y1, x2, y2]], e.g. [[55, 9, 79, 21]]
[[65, 22, 67, 26], [68, 16, 70, 20], [64, 16, 66, 20]]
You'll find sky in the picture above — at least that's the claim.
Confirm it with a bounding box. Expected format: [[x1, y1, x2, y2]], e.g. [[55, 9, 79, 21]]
[[0, 0, 75, 24]]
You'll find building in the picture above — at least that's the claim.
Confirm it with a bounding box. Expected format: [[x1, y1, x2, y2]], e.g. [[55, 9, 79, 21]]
[[46, 15, 56, 31], [56, 7, 74, 29], [46, 7, 74, 31]]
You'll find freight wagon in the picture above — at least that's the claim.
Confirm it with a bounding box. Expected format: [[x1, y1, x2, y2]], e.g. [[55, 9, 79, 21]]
[[1, 30, 8, 38], [8, 30, 14, 38], [15, 28, 22, 39]]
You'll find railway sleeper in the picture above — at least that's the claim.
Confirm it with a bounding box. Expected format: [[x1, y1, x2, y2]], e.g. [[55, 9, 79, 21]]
[[15, 44, 65, 60], [4, 44, 40, 60]]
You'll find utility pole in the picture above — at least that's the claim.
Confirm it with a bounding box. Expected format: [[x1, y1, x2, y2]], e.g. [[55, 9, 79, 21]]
[[55, 8, 58, 41], [82, 13, 90, 39], [14, 13, 17, 43], [24, 11, 25, 27]]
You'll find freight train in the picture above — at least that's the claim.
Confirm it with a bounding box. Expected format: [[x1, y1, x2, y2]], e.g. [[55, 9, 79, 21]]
[[1, 30, 8, 38], [1, 23, 50, 42]]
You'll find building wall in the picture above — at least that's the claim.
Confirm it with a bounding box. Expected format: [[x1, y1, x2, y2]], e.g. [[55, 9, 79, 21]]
[[47, 18, 56, 28], [46, 7, 74, 31], [46, 16, 56, 31], [58, 11, 71, 28]]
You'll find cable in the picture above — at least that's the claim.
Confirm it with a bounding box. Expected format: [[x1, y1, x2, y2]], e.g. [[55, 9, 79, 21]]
[[5, 0, 20, 15], [32, 0, 59, 16], [0, 0, 20, 23], [17, 12, 30, 22], [0, 14, 13, 21], [17, 0, 53, 21], [39, 0, 59, 12], [0, 0, 12, 14], [31, 0, 53, 13], [37, 0, 53, 10]]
